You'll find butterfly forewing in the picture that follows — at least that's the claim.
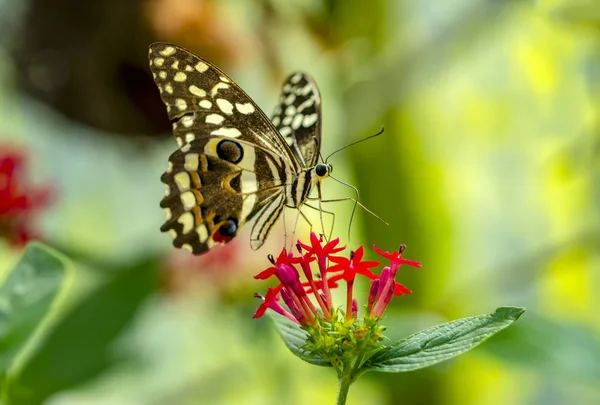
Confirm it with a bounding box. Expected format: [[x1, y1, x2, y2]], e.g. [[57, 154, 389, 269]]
[[149, 43, 297, 165], [271, 72, 322, 167]]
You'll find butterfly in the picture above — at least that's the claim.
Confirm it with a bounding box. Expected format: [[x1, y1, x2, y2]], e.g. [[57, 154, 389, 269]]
[[148, 43, 332, 254]]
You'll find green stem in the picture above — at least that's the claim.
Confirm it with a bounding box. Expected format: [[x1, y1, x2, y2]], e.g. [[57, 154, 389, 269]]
[[336, 377, 352, 405]]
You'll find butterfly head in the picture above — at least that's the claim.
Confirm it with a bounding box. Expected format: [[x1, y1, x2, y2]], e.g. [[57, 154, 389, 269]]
[[315, 163, 333, 180]]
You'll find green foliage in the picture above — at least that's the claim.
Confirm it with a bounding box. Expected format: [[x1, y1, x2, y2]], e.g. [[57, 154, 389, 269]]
[[270, 314, 330, 367], [272, 307, 525, 376], [0, 243, 67, 386], [0, 247, 160, 405], [363, 307, 525, 372]]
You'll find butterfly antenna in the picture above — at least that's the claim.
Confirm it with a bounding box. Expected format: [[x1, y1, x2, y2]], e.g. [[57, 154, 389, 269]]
[[325, 126, 385, 163], [328, 175, 389, 241]]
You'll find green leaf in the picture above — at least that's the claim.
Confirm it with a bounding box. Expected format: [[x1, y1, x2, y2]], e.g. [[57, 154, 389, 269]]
[[269, 314, 330, 367], [363, 306, 525, 373], [0, 243, 67, 379], [3, 256, 160, 405]]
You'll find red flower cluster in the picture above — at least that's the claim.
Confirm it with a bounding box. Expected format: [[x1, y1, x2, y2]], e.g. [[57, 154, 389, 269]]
[[0, 147, 53, 246], [253, 233, 421, 325]]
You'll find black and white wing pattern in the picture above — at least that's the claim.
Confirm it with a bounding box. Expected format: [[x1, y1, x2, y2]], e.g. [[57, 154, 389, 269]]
[[149, 43, 301, 254], [271, 72, 322, 167]]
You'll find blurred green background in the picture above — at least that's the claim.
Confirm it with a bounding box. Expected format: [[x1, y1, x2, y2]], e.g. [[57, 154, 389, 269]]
[[1, 0, 599, 404]]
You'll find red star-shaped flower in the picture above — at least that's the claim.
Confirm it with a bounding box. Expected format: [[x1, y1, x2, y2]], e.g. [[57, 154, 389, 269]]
[[297, 232, 345, 260], [252, 285, 284, 319], [254, 248, 293, 280], [327, 246, 380, 282], [0, 147, 53, 246], [373, 244, 421, 272]]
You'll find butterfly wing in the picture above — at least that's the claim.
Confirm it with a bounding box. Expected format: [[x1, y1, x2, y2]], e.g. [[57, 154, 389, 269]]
[[149, 43, 297, 254], [271, 72, 322, 167], [160, 137, 289, 254], [149, 43, 298, 164]]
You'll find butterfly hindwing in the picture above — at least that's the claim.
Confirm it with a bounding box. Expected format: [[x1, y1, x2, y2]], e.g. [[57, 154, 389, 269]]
[[159, 137, 290, 254], [271, 72, 322, 167]]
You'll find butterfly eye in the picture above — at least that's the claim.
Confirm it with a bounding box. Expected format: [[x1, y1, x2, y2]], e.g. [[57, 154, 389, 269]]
[[315, 164, 328, 177], [218, 217, 238, 237]]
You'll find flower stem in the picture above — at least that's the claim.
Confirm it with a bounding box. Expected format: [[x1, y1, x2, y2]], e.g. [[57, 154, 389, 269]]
[[336, 377, 352, 405]]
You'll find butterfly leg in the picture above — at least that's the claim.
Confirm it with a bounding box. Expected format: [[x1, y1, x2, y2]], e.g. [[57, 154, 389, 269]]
[[302, 203, 335, 243], [309, 197, 388, 225], [307, 196, 388, 242], [298, 208, 313, 233], [289, 207, 304, 252], [282, 207, 306, 252], [282, 206, 288, 251]]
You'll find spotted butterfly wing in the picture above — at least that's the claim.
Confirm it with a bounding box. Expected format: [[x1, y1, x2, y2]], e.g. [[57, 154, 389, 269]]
[[149, 42, 308, 254], [271, 73, 322, 167]]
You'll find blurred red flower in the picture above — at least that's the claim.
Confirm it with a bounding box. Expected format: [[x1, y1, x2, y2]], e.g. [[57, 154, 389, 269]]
[[0, 146, 53, 246]]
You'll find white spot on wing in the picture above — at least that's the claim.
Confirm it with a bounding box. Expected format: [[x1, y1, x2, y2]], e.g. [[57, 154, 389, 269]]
[[184, 154, 199, 171], [236, 102, 255, 114], [199, 100, 212, 109], [285, 105, 296, 116], [300, 84, 313, 96], [211, 82, 229, 96], [154, 58, 164, 66], [272, 116, 281, 126], [290, 73, 302, 84], [181, 115, 195, 128], [174, 172, 191, 191], [291, 114, 303, 130], [160, 46, 176, 56], [195, 61, 209, 72], [297, 98, 315, 112], [189, 85, 206, 97], [180, 191, 196, 210], [216, 98, 234, 115], [185, 133, 195, 143], [175, 98, 187, 111], [196, 224, 209, 241], [302, 113, 318, 128], [284, 93, 296, 105], [178, 212, 194, 234], [174, 72, 187, 82], [206, 114, 225, 125], [279, 127, 292, 136], [211, 127, 242, 137]]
